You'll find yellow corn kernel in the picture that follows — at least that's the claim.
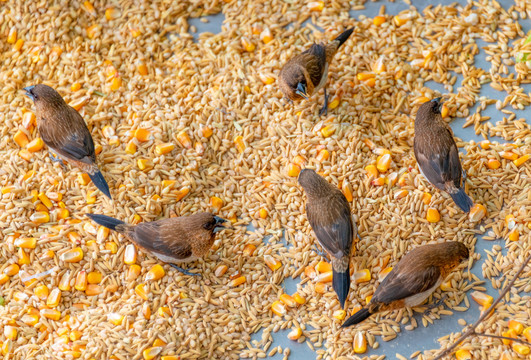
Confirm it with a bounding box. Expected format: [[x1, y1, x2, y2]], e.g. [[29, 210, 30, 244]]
[[287, 327, 302, 340], [259, 74, 275, 85], [332, 310, 346, 320], [422, 192, 432, 205], [316, 271, 333, 283], [0, 274, 9, 285], [439, 105, 449, 119], [214, 264, 228, 277], [21, 313, 39, 326], [508, 320, 524, 335], [130, 28, 141, 37], [14, 129, 29, 147], [125, 140, 137, 154], [132, 214, 142, 224], [87, 272, 102, 284], [13, 291, 28, 302], [264, 255, 281, 271], [34, 284, 49, 300], [4, 263, 20, 276], [83, 1, 96, 15], [155, 143, 175, 156], [354, 332, 367, 354], [373, 15, 386, 26], [38, 192, 53, 209], [22, 170, 36, 183], [230, 276, 246, 286], [14, 237, 37, 249], [61, 248, 84, 263], [31, 211, 49, 224], [108, 313, 124, 326], [76, 173, 90, 186], [161, 180, 176, 190], [356, 72, 375, 81], [175, 130, 192, 149], [500, 151, 518, 161], [157, 306, 171, 318], [366, 77, 378, 87], [271, 300, 287, 316], [279, 294, 297, 308], [321, 124, 336, 138], [241, 37, 255, 52], [210, 196, 223, 211], [146, 264, 165, 281], [86, 24, 99, 39], [243, 244, 256, 256], [373, 57, 386, 74], [342, 181, 353, 202], [27, 137, 44, 152], [305, 266, 317, 279], [137, 159, 153, 171], [523, 327, 531, 342], [354, 269, 371, 284], [315, 282, 327, 294], [232, 135, 246, 154], [95, 227, 110, 245], [316, 149, 330, 162], [478, 140, 490, 150], [513, 154, 529, 167], [101, 125, 115, 139], [153, 338, 166, 347], [372, 177, 386, 186], [110, 76, 122, 91], [105, 7, 119, 20], [365, 164, 378, 178], [508, 229, 519, 242], [200, 126, 213, 138], [137, 61, 148, 75], [86, 284, 102, 296], [142, 347, 162, 360], [397, 173, 408, 187], [328, 97, 340, 110], [394, 189, 408, 200], [505, 214, 516, 230], [135, 284, 149, 300], [502, 329, 517, 345], [127, 264, 141, 281], [74, 271, 87, 291], [455, 349, 472, 360], [426, 207, 440, 223], [35, 204, 48, 213], [471, 291, 493, 307], [58, 272, 71, 291], [132, 129, 150, 143], [69, 330, 82, 341], [7, 27, 17, 44], [513, 344, 530, 356], [256, 208, 268, 219], [40, 309, 61, 321], [308, 1, 324, 11], [260, 28, 273, 44], [173, 187, 189, 202], [293, 293, 306, 305], [47, 288, 61, 307], [18, 248, 30, 265], [291, 155, 305, 167], [4, 326, 17, 340], [499, 350, 512, 360], [285, 163, 301, 178], [124, 244, 137, 265], [22, 112, 36, 129], [316, 261, 332, 273], [393, 14, 409, 26], [469, 204, 487, 222], [70, 83, 82, 92], [161, 357, 179, 360]]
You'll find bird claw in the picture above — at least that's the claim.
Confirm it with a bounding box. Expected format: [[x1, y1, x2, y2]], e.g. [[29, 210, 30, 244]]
[[423, 294, 447, 315], [319, 88, 329, 116], [311, 244, 329, 261], [170, 264, 201, 277], [462, 169, 467, 182], [49, 152, 66, 169]]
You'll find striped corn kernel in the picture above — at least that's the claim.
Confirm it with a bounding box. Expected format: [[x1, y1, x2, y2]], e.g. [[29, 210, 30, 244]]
[[146, 264, 165, 281]]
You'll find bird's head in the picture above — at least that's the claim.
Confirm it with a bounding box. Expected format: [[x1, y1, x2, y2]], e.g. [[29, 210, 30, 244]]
[[279, 64, 309, 101], [23, 84, 65, 107], [415, 96, 445, 125], [191, 212, 231, 235], [298, 168, 330, 197], [429, 97, 444, 114]]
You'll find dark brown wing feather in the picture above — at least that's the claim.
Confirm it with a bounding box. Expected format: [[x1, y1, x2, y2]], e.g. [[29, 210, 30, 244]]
[[39, 107, 96, 165], [129, 222, 193, 260], [373, 262, 440, 304], [306, 194, 353, 259], [302, 44, 326, 87]]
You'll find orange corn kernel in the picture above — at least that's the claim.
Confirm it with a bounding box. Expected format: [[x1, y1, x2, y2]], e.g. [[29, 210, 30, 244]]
[[40, 308, 61, 321], [500, 151, 518, 161], [108, 313, 124, 326], [14, 130, 29, 147], [177, 130, 192, 149], [315, 282, 327, 294], [21, 313, 40, 326], [135, 284, 149, 300], [125, 140, 137, 154], [4, 264, 20, 276], [357, 72, 375, 81], [78, 173, 91, 186], [104, 7, 119, 20], [455, 349, 472, 360], [7, 27, 17, 44], [130, 28, 141, 37], [264, 255, 281, 271], [271, 301, 287, 316], [316, 261, 332, 273], [365, 164, 378, 178], [508, 230, 519, 242], [279, 294, 297, 308], [502, 329, 517, 345], [124, 244, 137, 265], [372, 177, 386, 186], [308, 1, 324, 11], [441, 105, 449, 118], [110, 76, 122, 91], [86, 24, 99, 39], [214, 264, 228, 277], [342, 181, 353, 202], [373, 57, 386, 74], [38, 192, 53, 209], [354, 332, 367, 354], [260, 28, 273, 44], [137, 159, 153, 171], [513, 344, 530, 356], [287, 327, 302, 340], [153, 338, 166, 347], [127, 264, 141, 281], [13, 38, 24, 52], [373, 15, 386, 26], [287, 163, 301, 177], [134, 128, 151, 142], [257, 208, 268, 219], [210, 196, 223, 211], [14, 237, 36, 249], [316, 271, 333, 283], [321, 124, 336, 138], [58, 272, 71, 291], [0, 274, 9, 285], [293, 293, 306, 305], [27, 138, 44, 152], [155, 143, 175, 156], [175, 187, 190, 202], [259, 74, 275, 85], [426, 208, 440, 223], [353, 269, 371, 284], [469, 204, 487, 222], [523, 327, 531, 342], [83, 1, 96, 15], [394, 189, 408, 200], [513, 154, 530, 167], [46, 288, 61, 307], [137, 61, 148, 75], [333, 310, 346, 320], [470, 291, 493, 307], [422, 192, 432, 205], [146, 264, 165, 281], [22, 112, 36, 129], [305, 266, 317, 279], [61, 248, 84, 263], [71, 82, 82, 92], [230, 276, 246, 286], [292, 155, 305, 167], [241, 37, 255, 52], [507, 320, 524, 335], [201, 126, 213, 138], [74, 271, 88, 291], [505, 214, 516, 229], [316, 149, 330, 162], [479, 140, 490, 149], [143, 347, 162, 360], [243, 244, 256, 256], [34, 285, 49, 300]]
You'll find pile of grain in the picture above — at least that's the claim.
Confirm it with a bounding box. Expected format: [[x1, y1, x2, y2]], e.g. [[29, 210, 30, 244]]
[[0, 0, 529, 359]]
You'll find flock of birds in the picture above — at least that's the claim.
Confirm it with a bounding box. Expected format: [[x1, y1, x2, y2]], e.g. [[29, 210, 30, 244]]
[[21, 26, 475, 329]]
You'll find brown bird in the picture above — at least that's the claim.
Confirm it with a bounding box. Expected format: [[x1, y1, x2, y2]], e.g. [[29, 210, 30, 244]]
[[414, 98, 473, 212], [342, 241, 469, 328], [298, 169, 356, 309], [279, 27, 354, 116], [86, 212, 229, 276], [23, 84, 111, 199]]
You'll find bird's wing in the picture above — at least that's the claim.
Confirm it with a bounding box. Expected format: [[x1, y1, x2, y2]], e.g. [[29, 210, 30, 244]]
[[373, 264, 441, 304], [40, 108, 95, 165], [131, 222, 193, 260], [302, 44, 326, 88], [306, 194, 353, 259]]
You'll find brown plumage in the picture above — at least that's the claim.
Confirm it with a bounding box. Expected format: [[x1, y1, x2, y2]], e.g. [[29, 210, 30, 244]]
[[298, 169, 356, 309], [342, 242, 469, 328], [23, 84, 111, 199], [86, 213, 229, 276], [279, 27, 354, 116], [414, 97, 473, 212]]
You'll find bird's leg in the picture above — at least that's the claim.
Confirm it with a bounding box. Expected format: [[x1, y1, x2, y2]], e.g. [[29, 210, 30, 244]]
[[462, 169, 467, 182], [284, 96, 293, 105], [319, 88, 329, 116], [311, 244, 329, 261], [423, 294, 448, 314], [49, 151, 66, 169], [170, 263, 201, 277]]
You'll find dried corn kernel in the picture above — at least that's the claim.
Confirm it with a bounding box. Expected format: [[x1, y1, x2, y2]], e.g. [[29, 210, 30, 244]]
[[513, 344, 530, 356], [137, 159, 153, 171], [177, 130, 192, 149], [155, 143, 175, 156], [260, 28, 273, 44], [508, 230, 519, 241], [321, 124, 336, 138], [61, 248, 83, 263], [134, 128, 150, 142], [83, 1, 96, 15], [500, 151, 518, 161], [308, 1, 324, 11], [387, 172, 399, 186], [471, 291, 493, 307], [234, 135, 246, 153], [523, 327, 531, 342], [74, 271, 88, 291], [373, 15, 386, 26], [372, 177, 386, 186], [4, 264, 20, 276], [513, 154, 529, 167], [21, 313, 39, 326], [242, 244, 256, 256], [130, 28, 141, 37], [14, 130, 29, 147], [215, 264, 228, 277], [333, 310, 346, 320], [315, 282, 327, 294], [153, 338, 166, 347], [316, 271, 333, 283], [365, 164, 378, 178], [502, 329, 517, 345], [125, 140, 137, 154], [373, 57, 386, 74], [279, 294, 297, 308], [14, 237, 36, 249], [38, 192, 53, 209], [469, 204, 487, 222], [34, 285, 49, 300], [143, 347, 162, 360], [230, 276, 246, 286], [508, 320, 524, 335], [305, 266, 317, 279], [259, 74, 275, 85], [0, 274, 9, 285], [271, 300, 287, 316], [287, 163, 301, 177], [7, 27, 17, 44], [316, 261, 332, 273], [357, 72, 375, 81], [108, 313, 124, 326], [394, 189, 408, 200], [40, 309, 61, 321], [27, 138, 44, 152], [421, 192, 432, 205], [241, 37, 255, 52], [47, 288, 61, 307], [293, 293, 306, 305], [137, 61, 148, 75], [146, 264, 165, 281], [426, 208, 440, 223], [86, 24, 99, 39], [127, 264, 141, 281], [58, 272, 71, 291], [286, 326, 303, 340], [87, 272, 102, 284], [316, 149, 330, 162], [354, 269, 371, 284], [201, 126, 213, 138], [354, 332, 367, 354], [264, 255, 281, 271], [210, 196, 223, 211], [4, 326, 17, 340], [455, 349, 471, 360], [124, 244, 137, 265], [135, 284, 149, 300]]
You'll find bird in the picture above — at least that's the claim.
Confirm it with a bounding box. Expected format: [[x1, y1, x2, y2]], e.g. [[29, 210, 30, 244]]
[[341, 241, 469, 328], [278, 27, 354, 116], [413, 97, 473, 212], [298, 169, 356, 309], [86, 212, 229, 276], [23, 84, 111, 199]]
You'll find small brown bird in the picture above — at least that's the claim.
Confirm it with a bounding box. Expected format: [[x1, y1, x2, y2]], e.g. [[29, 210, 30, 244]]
[[23, 84, 111, 199], [341, 241, 469, 328], [279, 27, 354, 116], [86, 212, 229, 276], [414, 98, 473, 212], [298, 169, 356, 309]]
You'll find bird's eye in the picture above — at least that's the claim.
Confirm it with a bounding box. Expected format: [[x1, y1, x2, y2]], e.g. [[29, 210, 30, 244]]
[[203, 220, 215, 230]]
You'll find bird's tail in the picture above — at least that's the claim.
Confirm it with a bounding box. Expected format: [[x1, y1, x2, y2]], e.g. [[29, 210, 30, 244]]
[[88, 170, 111, 199], [86, 214, 125, 232], [332, 263, 351, 309], [333, 27, 354, 48], [341, 307, 372, 328], [449, 188, 473, 213]]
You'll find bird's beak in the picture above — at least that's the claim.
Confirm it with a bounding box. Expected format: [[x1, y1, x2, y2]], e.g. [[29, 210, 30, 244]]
[[295, 82, 309, 100], [213, 216, 231, 233], [431, 97, 444, 113], [23, 86, 35, 101]]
